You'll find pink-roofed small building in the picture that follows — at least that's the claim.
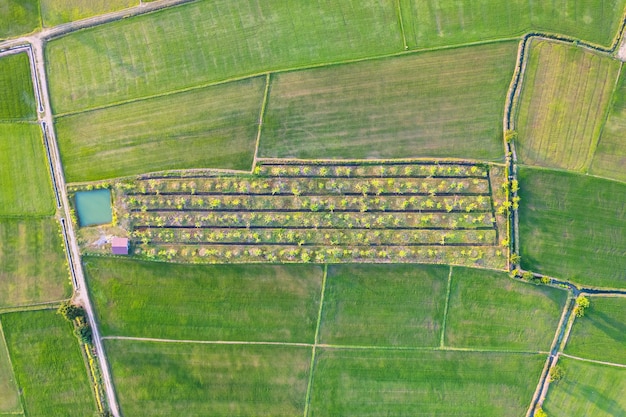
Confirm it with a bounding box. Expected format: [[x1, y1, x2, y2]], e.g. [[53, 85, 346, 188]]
[[111, 237, 129, 255]]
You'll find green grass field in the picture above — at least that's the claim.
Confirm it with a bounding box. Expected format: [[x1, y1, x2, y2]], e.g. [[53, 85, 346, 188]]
[[445, 267, 566, 350], [260, 42, 517, 161], [565, 296, 626, 365], [85, 257, 323, 342], [319, 264, 449, 347], [0, 0, 40, 39], [516, 39, 620, 172], [400, 0, 626, 49], [543, 357, 626, 416], [56, 77, 265, 182], [0, 310, 97, 417], [309, 349, 545, 417], [0, 53, 36, 121], [46, 0, 402, 114], [40, 0, 138, 27], [105, 339, 311, 417], [519, 167, 626, 289], [0, 218, 70, 308], [0, 324, 20, 415], [590, 67, 626, 182], [0, 124, 54, 216]]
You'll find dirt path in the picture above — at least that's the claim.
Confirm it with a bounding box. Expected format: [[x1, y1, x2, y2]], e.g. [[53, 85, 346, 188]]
[[559, 353, 626, 368]]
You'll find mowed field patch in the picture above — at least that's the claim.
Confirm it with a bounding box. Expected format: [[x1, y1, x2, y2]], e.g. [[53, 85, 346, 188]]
[[0, 0, 40, 39], [565, 296, 626, 365], [0, 218, 70, 308], [0, 310, 97, 417], [46, 0, 402, 113], [519, 167, 626, 289], [56, 77, 265, 182], [0, 52, 36, 120], [590, 68, 626, 182], [399, 0, 626, 49], [260, 42, 517, 161], [105, 340, 311, 417], [319, 264, 449, 347], [516, 39, 620, 171], [40, 0, 138, 27], [308, 349, 545, 417], [0, 124, 54, 216], [444, 267, 566, 350], [0, 324, 20, 415], [85, 257, 323, 343], [543, 358, 626, 417]]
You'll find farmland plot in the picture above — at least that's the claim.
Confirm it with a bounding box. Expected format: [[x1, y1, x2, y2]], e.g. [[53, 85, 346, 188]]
[[565, 296, 626, 365], [0, 52, 36, 121], [519, 167, 626, 289], [40, 0, 138, 27], [308, 349, 545, 417], [0, 124, 54, 216], [46, 0, 402, 114], [590, 68, 626, 182], [105, 340, 311, 417], [260, 42, 517, 161], [400, 0, 626, 49], [0, 324, 20, 415], [85, 257, 323, 343], [108, 161, 509, 268], [543, 357, 626, 416], [516, 39, 620, 172], [444, 267, 566, 350], [0, 0, 40, 39], [1, 310, 97, 417], [56, 77, 265, 182], [0, 219, 71, 308]]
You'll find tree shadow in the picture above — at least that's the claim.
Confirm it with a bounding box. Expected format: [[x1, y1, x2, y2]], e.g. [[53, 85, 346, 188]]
[[587, 310, 626, 346]]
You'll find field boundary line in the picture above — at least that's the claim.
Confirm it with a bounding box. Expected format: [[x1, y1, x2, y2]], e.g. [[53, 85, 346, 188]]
[[518, 163, 626, 187], [251, 73, 271, 173], [559, 353, 626, 368], [303, 264, 327, 417], [0, 300, 64, 314], [0, 319, 25, 416], [584, 61, 623, 174], [101, 336, 313, 347], [395, 0, 408, 50], [52, 37, 520, 118], [439, 266, 453, 348]]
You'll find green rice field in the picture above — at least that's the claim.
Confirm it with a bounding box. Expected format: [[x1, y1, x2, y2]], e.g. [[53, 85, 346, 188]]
[[260, 42, 517, 161], [0, 218, 70, 308], [84, 257, 323, 342], [519, 167, 626, 289], [0, 0, 40, 39], [0, 324, 20, 415], [516, 39, 620, 172], [0, 52, 36, 121], [46, 0, 402, 114], [0, 124, 54, 216], [309, 349, 545, 417], [0, 310, 97, 417], [40, 0, 138, 27], [543, 357, 626, 417], [105, 340, 311, 417], [565, 296, 626, 365], [399, 0, 626, 48], [319, 264, 449, 347], [590, 68, 626, 182], [56, 77, 265, 182], [445, 267, 566, 350]]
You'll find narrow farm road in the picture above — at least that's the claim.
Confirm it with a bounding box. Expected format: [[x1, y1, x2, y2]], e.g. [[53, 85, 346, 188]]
[[26, 38, 122, 417]]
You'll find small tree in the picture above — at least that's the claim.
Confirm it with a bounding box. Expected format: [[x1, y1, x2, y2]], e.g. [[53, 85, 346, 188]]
[[574, 295, 590, 317], [57, 301, 85, 322], [504, 129, 518, 143], [535, 407, 548, 417], [549, 365, 564, 382]]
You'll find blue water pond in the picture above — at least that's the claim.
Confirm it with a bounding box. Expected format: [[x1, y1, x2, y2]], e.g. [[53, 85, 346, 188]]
[[75, 189, 112, 227]]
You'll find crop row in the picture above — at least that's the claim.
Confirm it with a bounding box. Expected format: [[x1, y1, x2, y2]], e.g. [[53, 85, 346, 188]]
[[125, 175, 490, 196], [255, 162, 488, 178], [129, 210, 495, 230], [125, 194, 493, 213], [131, 243, 506, 268], [131, 227, 497, 247]]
